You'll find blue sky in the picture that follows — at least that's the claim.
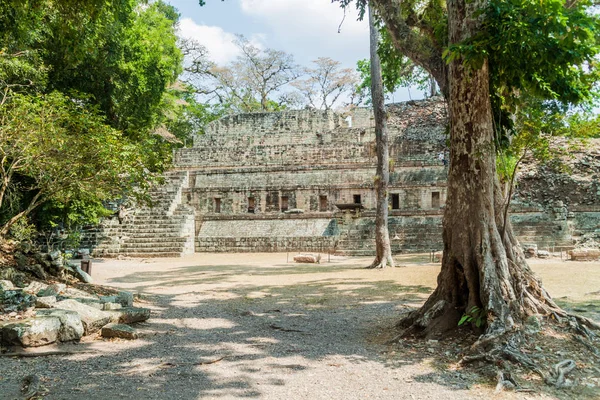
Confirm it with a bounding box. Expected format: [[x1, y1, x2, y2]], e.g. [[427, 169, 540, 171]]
[[167, 0, 423, 102]]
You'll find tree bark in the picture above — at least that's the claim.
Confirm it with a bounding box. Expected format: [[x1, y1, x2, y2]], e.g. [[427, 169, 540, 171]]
[[367, 5, 394, 269], [395, 0, 561, 338]]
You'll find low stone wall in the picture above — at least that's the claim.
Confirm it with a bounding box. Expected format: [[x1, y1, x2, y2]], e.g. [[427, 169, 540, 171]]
[[196, 236, 336, 253]]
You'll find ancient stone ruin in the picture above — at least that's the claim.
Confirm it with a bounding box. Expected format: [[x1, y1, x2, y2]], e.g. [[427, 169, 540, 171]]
[[82, 98, 600, 257]]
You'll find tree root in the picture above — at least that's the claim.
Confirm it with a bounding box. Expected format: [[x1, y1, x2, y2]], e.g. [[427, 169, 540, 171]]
[[21, 374, 44, 399], [365, 260, 388, 269], [552, 359, 576, 388], [495, 370, 517, 393]]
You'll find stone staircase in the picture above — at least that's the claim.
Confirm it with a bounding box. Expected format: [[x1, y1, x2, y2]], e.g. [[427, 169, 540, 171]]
[[83, 171, 195, 258]]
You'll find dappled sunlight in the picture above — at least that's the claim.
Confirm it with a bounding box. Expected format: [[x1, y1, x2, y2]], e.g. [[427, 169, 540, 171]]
[[3, 253, 596, 398], [157, 318, 238, 330]]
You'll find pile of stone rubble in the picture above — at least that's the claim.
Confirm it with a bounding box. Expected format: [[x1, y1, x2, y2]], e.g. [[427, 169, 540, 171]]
[[0, 280, 149, 347]]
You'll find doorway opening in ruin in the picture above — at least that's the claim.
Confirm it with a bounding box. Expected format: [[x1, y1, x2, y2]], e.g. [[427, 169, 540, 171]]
[[248, 197, 256, 213], [281, 196, 289, 212], [319, 195, 328, 211], [214, 198, 221, 213], [391, 193, 400, 210], [353, 194, 362, 204], [431, 192, 440, 209]]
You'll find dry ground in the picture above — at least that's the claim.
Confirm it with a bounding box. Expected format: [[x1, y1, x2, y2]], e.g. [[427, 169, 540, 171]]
[[1, 253, 599, 399]]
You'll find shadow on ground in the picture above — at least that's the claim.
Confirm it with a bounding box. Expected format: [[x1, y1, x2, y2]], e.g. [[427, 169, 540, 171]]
[[1, 259, 598, 399]]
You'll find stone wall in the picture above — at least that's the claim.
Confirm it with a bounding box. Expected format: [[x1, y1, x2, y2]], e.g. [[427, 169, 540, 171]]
[[168, 98, 599, 255]]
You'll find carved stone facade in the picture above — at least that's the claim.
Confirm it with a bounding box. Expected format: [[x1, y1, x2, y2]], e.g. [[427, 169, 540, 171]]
[[174, 98, 449, 254], [83, 98, 599, 257]]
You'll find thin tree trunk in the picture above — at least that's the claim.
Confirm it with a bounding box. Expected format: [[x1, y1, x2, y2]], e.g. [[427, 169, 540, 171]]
[[367, 5, 394, 269], [0, 191, 43, 238], [399, 0, 561, 338]]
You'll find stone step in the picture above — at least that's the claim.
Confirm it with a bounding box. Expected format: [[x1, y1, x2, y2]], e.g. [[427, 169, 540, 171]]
[[99, 251, 184, 258], [121, 240, 188, 247], [118, 233, 188, 239]]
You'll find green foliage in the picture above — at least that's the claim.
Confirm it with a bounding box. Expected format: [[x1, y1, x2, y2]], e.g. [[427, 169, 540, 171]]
[[458, 306, 486, 328], [7, 216, 37, 244], [444, 0, 599, 107], [0, 91, 159, 236], [0, 0, 190, 236], [356, 28, 435, 103]]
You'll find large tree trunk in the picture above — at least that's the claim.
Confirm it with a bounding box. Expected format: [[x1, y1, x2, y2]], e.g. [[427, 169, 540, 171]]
[[398, 0, 561, 339], [367, 5, 394, 269]]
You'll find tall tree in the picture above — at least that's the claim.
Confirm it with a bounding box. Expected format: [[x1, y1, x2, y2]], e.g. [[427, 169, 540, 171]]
[[0, 0, 185, 236], [367, 6, 394, 269], [205, 35, 300, 112], [292, 57, 358, 110], [337, 0, 600, 369]]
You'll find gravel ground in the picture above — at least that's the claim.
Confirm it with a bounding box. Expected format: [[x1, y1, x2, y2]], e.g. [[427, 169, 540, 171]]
[[1, 253, 598, 399]]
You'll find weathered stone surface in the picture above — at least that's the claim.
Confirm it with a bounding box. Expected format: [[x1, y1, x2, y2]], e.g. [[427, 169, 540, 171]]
[[37, 283, 66, 297], [107, 307, 151, 324], [35, 296, 57, 308], [100, 295, 118, 304], [103, 302, 122, 311], [1, 290, 36, 312], [36, 309, 84, 342], [101, 323, 138, 340], [293, 254, 321, 263], [73, 265, 93, 284], [116, 291, 134, 308], [1, 316, 61, 347], [0, 280, 15, 290], [62, 287, 98, 300], [568, 248, 600, 261], [72, 298, 104, 310], [52, 299, 111, 334], [537, 250, 551, 259], [24, 281, 48, 295]]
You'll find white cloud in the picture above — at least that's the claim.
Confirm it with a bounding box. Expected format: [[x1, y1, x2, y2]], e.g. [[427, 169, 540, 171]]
[[178, 18, 241, 64], [240, 0, 367, 38], [239, 0, 368, 68]]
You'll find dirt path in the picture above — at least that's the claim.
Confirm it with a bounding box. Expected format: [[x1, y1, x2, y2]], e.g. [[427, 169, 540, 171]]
[[1, 253, 599, 399]]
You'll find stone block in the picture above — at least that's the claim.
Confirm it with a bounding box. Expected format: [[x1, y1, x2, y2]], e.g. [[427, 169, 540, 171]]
[[36, 309, 84, 342], [1, 316, 61, 347], [35, 296, 57, 309], [37, 283, 66, 297], [537, 250, 551, 258], [101, 323, 138, 340], [0, 280, 15, 290], [116, 291, 134, 307], [24, 281, 48, 295], [107, 307, 151, 324], [52, 299, 111, 334], [293, 254, 321, 263], [73, 265, 93, 284], [568, 248, 600, 261]]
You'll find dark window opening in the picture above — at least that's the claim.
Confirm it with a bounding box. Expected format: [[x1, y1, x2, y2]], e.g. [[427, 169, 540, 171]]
[[319, 195, 328, 212], [431, 192, 440, 209], [248, 197, 256, 213], [281, 196, 289, 212], [353, 194, 361, 204], [391, 193, 400, 210], [214, 198, 221, 213]]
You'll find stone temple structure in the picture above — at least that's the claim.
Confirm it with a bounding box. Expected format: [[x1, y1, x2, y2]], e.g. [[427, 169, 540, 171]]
[[83, 98, 600, 257]]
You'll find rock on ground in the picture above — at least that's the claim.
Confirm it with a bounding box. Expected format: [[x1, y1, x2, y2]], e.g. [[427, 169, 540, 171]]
[[35, 309, 84, 342], [293, 254, 321, 263], [35, 296, 57, 309], [107, 307, 151, 324], [0, 316, 61, 347], [51, 299, 111, 334], [101, 323, 138, 340]]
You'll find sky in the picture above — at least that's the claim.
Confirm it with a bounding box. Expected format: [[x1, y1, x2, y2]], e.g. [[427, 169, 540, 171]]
[[166, 0, 424, 103]]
